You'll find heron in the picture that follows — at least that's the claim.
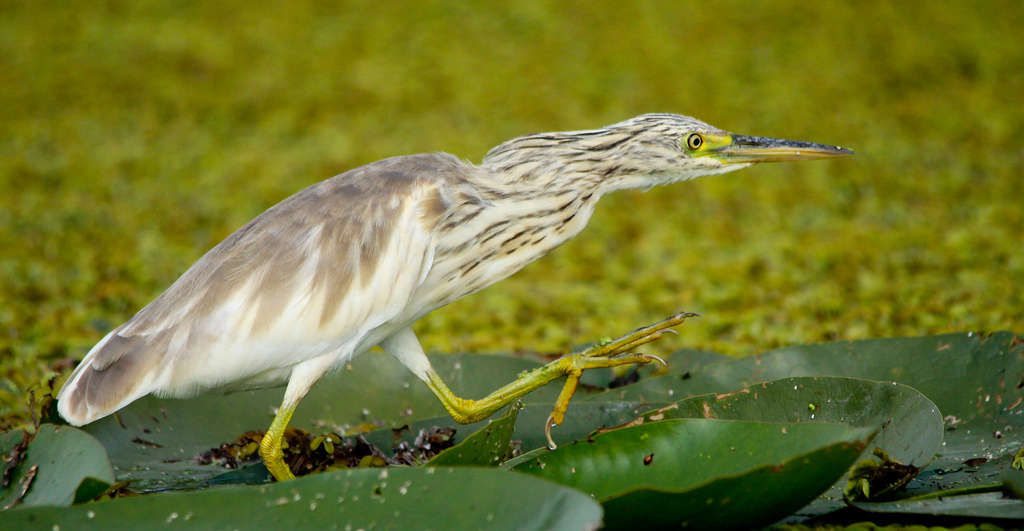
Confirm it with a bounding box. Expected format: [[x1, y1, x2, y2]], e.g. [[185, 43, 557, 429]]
[[57, 113, 852, 481]]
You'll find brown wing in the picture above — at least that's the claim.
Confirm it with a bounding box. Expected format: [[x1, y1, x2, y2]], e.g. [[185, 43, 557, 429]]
[[57, 153, 471, 425]]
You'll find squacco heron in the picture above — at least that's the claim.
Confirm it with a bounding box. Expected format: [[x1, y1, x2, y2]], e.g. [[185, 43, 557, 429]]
[[57, 114, 851, 480]]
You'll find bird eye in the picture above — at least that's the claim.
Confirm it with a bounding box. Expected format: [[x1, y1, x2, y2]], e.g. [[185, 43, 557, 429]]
[[686, 133, 703, 150]]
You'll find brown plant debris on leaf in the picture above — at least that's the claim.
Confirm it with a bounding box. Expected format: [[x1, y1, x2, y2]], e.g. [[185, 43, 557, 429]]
[[196, 426, 458, 477], [1, 430, 30, 490], [2, 464, 37, 510], [844, 448, 921, 501], [194, 430, 265, 469]]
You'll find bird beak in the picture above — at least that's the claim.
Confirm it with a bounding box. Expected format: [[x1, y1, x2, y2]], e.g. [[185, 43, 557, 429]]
[[713, 134, 854, 164]]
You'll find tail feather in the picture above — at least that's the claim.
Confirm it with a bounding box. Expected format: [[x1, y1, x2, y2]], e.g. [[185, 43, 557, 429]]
[[57, 330, 165, 426]]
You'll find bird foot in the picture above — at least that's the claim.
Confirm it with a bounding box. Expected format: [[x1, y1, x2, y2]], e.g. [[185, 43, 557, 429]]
[[544, 311, 697, 449], [577, 311, 697, 360]]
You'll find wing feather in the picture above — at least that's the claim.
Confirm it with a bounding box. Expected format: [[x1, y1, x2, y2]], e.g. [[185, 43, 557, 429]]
[[58, 153, 471, 425]]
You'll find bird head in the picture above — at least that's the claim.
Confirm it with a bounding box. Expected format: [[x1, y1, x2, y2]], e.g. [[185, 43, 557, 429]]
[[594, 113, 853, 191], [483, 113, 852, 193]]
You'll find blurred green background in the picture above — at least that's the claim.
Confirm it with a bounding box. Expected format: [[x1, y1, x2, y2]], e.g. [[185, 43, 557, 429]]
[[1, 1, 1022, 428]]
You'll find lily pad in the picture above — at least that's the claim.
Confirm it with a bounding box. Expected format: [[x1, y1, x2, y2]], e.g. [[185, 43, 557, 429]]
[[0, 466, 602, 530], [637, 375, 945, 515], [849, 491, 1022, 519], [643, 376, 943, 468], [1002, 465, 1024, 499], [592, 332, 1024, 520], [597, 332, 1022, 412], [0, 425, 114, 509], [513, 418, 875, 530]]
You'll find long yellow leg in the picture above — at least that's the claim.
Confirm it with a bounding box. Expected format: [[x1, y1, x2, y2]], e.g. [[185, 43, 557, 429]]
[[259, 402, 298, 481], [260, 313, 693, 480], [259, 356, 334, 481], [421, 312, 694, 448]]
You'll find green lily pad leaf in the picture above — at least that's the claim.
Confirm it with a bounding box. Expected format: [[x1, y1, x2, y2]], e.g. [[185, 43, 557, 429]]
[[72, 477, 115, 505], [649, 376, 943, 468], [597, 332, 1024, 518], [426, 402, 520, 467], [600, 332, 1022, 416], [0, 424, 114, 509], [849, 491, 1023, 519], [612, 376, 944, 516], [0, 429, 26, 458], [513, 418, 875, 530], [1002, 465, 1024, 499], [0, 467, 602, 531]]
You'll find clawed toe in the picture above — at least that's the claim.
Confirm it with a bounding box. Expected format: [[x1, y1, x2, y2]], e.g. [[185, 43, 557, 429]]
[[545, 413, 558, 450], [642, 353, 668, 367]]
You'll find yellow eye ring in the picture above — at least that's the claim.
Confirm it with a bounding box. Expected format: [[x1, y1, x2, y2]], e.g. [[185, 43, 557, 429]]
[[686, 133, 703, 150]]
